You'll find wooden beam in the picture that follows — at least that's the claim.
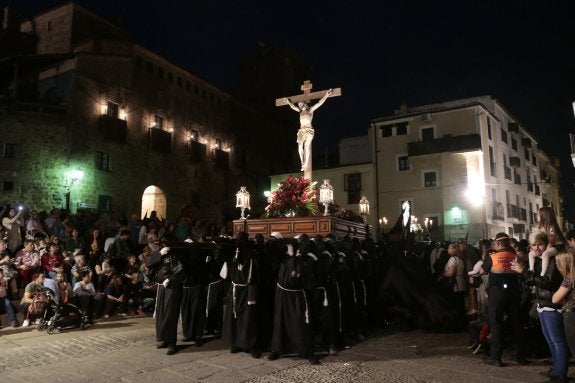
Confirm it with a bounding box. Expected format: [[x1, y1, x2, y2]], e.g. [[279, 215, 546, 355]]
[[275, 87, 342, 106]]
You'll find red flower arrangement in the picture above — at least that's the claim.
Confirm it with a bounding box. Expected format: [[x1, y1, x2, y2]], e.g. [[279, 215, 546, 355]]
[[263, 175, 319, 218]]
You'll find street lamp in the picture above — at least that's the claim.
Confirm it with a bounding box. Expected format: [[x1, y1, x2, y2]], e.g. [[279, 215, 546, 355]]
[[359, 195, 370, 223], [236, 186, 250, 220], [319, 179, 334, 216]]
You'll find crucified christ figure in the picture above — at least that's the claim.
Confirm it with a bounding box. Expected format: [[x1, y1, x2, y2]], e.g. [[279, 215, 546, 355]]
[[284, 88, 333, 171]]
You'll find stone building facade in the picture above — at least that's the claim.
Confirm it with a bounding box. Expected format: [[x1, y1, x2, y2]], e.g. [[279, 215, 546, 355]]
[[370, 95, 563, 243], [0, 3, 300, 223]]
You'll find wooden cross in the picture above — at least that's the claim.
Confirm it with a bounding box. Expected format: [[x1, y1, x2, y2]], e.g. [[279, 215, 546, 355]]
[[275, 80, 341, 106], [275, 80, 342, 181]]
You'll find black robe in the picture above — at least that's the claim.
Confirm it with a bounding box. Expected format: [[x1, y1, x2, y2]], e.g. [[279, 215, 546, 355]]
[[180, 247, 210, 341], [222, 244, 259, 351], [271, 254, 315, 357], [146, 250, 184, 345]]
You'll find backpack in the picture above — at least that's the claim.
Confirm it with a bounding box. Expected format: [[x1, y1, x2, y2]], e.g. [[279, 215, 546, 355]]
[[28, 291, 48, 316]]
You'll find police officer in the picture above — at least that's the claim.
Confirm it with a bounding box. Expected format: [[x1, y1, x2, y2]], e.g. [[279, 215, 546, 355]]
[[480, 232, 525, 366]]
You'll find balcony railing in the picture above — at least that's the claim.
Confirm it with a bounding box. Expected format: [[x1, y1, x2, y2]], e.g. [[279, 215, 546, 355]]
[[214, 148, 229, 170], [507, 204, 520, 219], [189, 140, 206, 162], [407, 133, 481, 156], [99, 115, 127, 144], [149, 128, 171, 153]]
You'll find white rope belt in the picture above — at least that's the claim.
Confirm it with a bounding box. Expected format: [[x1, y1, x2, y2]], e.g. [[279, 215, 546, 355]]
[[276, 283, 309, 324], [317, 286, 328, 307], [206, 279, 223, 317], [232, 281, 247, 319]]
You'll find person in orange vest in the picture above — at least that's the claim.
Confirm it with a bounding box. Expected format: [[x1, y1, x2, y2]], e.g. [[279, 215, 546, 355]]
[[480, 232, 525, 366]]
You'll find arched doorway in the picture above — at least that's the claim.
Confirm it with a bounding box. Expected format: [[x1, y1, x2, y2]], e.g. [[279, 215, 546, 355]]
[[141, 185, 167, 219]]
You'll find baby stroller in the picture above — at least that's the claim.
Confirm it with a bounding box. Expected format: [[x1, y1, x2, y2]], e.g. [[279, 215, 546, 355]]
[[37, 287, 90, 334]]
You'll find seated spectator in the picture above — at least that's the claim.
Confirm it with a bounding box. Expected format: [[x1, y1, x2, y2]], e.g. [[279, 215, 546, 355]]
[[146, 226, 160, 251], [103, 275, 125, 318], [95, 253, 114, 292], [0, 239, 19, 299], [123, 273, 144, 316], [14, 239, 41, 287], [123, 254, 140, 279], [49, 235, 64, 252], [71, 255, 92, 286], [86, 228, 105, 268], [20, 273, 47, 327], [41, 242, 65, 279], [55, 270, 73, 305], [0, 268, 18, 327], [65, 228, 85, 256], [73, 270, 101, 324]]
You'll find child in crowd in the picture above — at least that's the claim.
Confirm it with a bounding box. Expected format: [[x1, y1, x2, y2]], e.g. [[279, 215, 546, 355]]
[[529, 207, 565, 277]]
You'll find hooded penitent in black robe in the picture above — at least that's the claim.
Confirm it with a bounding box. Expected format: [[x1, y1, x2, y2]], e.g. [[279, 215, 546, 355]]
[[180, 245, 212, 343], [270, 249, 316, 358], [146, 249, 185, 347], [205, 239, 231, 336], [222, 233, 260, 352]]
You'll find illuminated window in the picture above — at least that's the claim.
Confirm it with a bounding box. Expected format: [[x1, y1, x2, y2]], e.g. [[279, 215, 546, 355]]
[[154, 115, 164, 130], [106, 101, 118, 118], [191, 129, 199, 142], [96, 151, 110, 171], [215, 138, 222, 150]]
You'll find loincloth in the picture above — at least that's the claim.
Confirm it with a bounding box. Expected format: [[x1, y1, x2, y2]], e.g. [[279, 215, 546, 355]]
[[297, 127, 315, 144]]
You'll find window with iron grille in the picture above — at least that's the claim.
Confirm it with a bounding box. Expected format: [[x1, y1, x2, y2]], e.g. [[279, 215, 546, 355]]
[[96, 151, 110, 171], [2, 181, 14, 192], [398, 155, 410, 171], [423, 171, 437, 187], [3, 143, 15, 158]]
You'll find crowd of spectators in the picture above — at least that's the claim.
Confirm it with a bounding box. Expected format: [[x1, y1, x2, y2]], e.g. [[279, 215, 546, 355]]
[[2, 203, 575, 379], [0, 204, 228, 329]]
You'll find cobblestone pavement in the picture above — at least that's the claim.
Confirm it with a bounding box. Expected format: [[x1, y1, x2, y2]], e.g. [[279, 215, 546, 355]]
[[0, 317, 565, 383]]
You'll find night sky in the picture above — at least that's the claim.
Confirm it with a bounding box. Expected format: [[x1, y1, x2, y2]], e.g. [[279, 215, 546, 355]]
[[7, 1, 575, 217]]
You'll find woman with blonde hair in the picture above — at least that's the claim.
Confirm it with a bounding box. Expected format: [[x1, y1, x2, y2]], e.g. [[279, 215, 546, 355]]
[[529, 207, 565, 277], [552, 248, 575, 360]]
